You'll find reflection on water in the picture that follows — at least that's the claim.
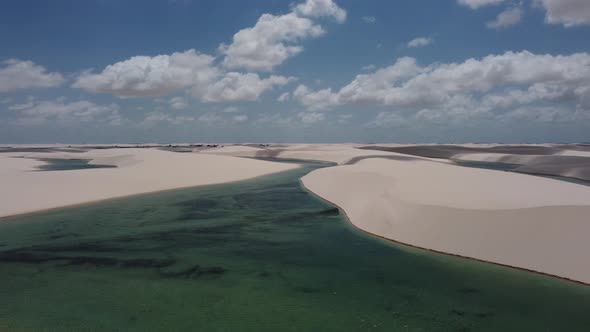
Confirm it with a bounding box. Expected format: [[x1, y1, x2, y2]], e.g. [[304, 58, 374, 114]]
[[35, 158, 116, 171], [0, 161, 589, 331]]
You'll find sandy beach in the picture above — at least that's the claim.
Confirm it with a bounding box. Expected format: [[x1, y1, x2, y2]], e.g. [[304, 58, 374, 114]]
[[0, 147, 298, 218]]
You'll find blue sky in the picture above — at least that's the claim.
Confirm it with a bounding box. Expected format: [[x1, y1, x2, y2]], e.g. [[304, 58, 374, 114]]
[[1, 0, 590, 143]]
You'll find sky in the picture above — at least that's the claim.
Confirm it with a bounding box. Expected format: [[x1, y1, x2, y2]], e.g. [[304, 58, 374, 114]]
[[1, 0, 590, 144]]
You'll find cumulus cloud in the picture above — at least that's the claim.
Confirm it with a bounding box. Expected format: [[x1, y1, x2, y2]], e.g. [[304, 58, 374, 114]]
[[535, 0, 590, 27], [362, 16, 376, 23], [169, 96, 189, 110], [233, 114, 249, 123], [220, 0, 345, 72], [194, 73, 294, 102], [143, 111, 195, 126], [293, 0, 347, 23], [0, 59, 64, 92], [297, 111, 325, 124], [293, 84, 339, 111], [72, 49, 293, 102], [277, 92, 291, 102], [9, 99, 122, 125], [72, 49, 218, 98], [407, 37, 433, 48], [223, 106, 240, 113], [457, 0, 505, 9], [487, 7, 523, 29], [292, 51, 590, 123], [366, 112, 408, 128]]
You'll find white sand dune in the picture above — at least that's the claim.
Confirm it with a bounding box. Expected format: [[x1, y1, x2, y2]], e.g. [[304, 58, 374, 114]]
[[0, 148, 298, 218], [302, 157, 590, 284]]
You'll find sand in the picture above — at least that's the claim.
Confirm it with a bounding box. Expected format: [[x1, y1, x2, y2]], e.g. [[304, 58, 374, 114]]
[[0, 148, 298, 218], [301, 156, 590, 284], [360, 144, 590, 182]]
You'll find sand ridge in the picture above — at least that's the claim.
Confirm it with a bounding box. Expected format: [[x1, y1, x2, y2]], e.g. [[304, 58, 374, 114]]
[[301, 156, 590, 284]]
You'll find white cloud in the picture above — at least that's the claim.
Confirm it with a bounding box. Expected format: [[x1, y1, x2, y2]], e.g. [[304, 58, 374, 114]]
[[292, 51, 590, 123], [143, 111, 195, 126], [223, 106, 240, 113], [337, 113, 353, 124], [362, 64, 377, 71], [293, 84, 339, 111], [169, 96, 189, 110], [197, 112, 248, 127], [197, 112, 224, 125], [500, 106, 580, 122], [0, 59, 64, 92], [277, 92, 291, 102], [72, 49, 292, 102], [220, 0, 345, 72], [457, 0, 505, 10], [143, 110, 249, 127], [297, 111, 325, 124], [293, 0, 347, 23], [233, 114, 249, 123], [407, 37, 433, 48], [73, 49, 218, 98], [367, 112, 408, 128], [10, 99, 122, 126], [362, 16, 376, 24], [487, 7, 523, 29], [194, 73, 294, 102], [535, 0, 590, 27]]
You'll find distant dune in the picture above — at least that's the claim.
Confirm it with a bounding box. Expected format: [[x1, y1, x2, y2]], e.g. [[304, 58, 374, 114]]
[[361, 144, 590, 182]]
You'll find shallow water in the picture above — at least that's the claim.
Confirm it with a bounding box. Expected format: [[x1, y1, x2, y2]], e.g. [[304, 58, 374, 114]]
[[35, 158, 116, 171], [0, 161, 589, 331], [453, 159, 590, 186]]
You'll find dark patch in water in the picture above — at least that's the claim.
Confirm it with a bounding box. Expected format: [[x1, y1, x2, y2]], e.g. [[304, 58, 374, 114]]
[[457, 287, 480, 294], [159, 265, 226, 279], [450, 309, 466, 317], [0, 249, 174, 270], [475, 311, 495, 319], [174, 198, 219, 210]]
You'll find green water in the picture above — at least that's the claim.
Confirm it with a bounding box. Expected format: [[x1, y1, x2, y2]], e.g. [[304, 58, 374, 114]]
[[0, 161, 589, 331], [36, 158, 116, 171], [453, 160, 590, 186]]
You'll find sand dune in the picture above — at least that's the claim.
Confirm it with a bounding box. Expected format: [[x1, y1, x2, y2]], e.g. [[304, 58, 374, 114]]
[[302, 157, 590, 284], [361, 144, 590, 182], [0, 148, 298, 218]]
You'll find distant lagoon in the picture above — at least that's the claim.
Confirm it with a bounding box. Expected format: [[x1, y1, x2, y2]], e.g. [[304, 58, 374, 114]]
[[35, 158, 116, 171]]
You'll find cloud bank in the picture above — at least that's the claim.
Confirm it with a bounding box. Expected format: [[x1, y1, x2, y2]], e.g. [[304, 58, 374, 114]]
[[0, 59, 64, 92], [293, 51, 590, 124]]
